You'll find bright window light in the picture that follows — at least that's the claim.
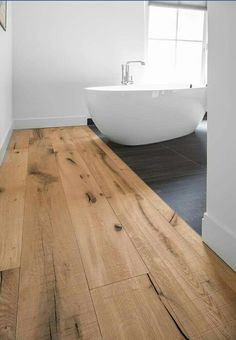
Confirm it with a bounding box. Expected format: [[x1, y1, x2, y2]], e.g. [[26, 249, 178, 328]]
[[178, 8, 204, 41], [149, 6, 177, 40], [146, 5, 207, 85], [148, 40, 176, 83]]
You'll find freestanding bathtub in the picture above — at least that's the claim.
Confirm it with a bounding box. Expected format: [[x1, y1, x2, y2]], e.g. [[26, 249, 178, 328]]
[[85, 85, 207, 145]]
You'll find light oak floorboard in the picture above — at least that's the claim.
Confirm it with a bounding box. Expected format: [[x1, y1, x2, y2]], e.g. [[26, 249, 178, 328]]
[[91, 275, 183, 340], [0, 269, 19, 340], [16, 131, 101, 339], [7, 130, 33, 152], [55, 149, 147, 289], [43, 127, 78, 153], [0, 148, 28, 271]]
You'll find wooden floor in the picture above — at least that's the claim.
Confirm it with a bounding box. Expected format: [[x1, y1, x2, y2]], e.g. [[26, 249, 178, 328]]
[[0, 126, 235, 340]]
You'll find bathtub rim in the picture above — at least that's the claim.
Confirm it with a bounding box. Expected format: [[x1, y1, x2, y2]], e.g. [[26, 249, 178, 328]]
[[85, 84, 207, 92]]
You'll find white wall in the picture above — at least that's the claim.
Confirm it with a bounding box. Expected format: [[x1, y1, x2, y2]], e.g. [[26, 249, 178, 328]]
[[13, 1, 146, 128], [202, 1, 236, 270], [0, 2, 12, 163]]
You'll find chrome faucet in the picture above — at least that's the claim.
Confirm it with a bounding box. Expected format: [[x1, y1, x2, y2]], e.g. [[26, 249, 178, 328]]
[[121, 60, 145, 85]]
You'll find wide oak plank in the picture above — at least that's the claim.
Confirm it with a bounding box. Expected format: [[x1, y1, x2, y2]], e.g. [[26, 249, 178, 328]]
[[7, 130, 33, 152], [54, 147, 147, 289], [91, 275, 183, 340], [43, 127, 78, 152], [16, 131, 101, 339], [0, 269, 19, 340], [0, 149, 28, 271]]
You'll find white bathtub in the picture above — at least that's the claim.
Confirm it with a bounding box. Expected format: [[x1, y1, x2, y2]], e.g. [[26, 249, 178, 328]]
[[85, 84, 207, 145]]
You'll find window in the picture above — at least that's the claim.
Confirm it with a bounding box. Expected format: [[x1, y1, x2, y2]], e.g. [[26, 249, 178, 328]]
[[146, 3, 207, 85]]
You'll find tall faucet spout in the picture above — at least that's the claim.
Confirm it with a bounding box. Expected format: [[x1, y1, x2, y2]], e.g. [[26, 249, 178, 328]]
[[121, 60, 145, 85], [126, 60, 145, 66]]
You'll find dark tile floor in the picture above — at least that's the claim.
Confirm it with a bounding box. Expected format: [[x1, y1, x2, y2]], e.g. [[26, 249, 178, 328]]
[[90, 121, 207, 235]]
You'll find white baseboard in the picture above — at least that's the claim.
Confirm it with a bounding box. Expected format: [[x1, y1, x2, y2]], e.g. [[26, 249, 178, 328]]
[[0, 121, 13, 165], [14, 115, 87, 129], [202, 213, 236, 271]]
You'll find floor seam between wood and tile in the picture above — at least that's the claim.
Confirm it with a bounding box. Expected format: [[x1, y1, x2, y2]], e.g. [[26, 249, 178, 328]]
[[84, 128, 207, 267], [90, 124, 207, 233]]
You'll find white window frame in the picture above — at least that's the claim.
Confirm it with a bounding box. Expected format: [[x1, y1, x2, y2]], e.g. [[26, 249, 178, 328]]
[[147, 3, 208, 84]]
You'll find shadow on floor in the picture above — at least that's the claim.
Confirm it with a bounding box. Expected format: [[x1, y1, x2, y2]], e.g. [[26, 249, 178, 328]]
[[90, 121, 207, 235]]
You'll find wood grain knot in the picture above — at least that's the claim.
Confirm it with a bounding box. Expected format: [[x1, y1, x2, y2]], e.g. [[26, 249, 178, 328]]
[[114, 224, 123, 231], [86, 192, 97, 204], [48, 147, 55, 154], [66, 157, 77, 165], [28, 164, 58, 185], [169, 212, 177, 226]]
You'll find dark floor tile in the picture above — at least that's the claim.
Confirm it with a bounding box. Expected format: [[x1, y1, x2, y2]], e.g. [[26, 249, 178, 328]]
[[90, 121, 207, 235], [125, 154, 205, 183], [151, 172, 206, 235], [163, 122, 207, 165]]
